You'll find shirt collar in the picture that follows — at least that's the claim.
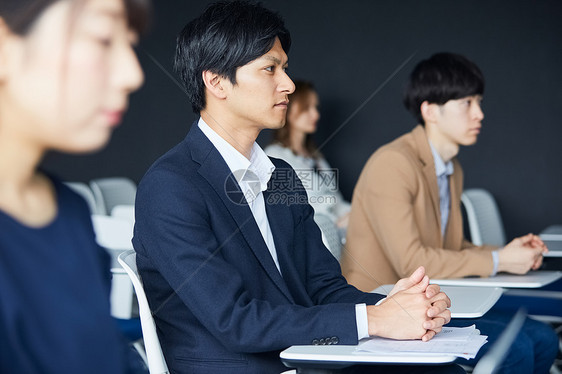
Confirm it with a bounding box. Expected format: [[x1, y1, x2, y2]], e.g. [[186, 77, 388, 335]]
[[429, 141, 454, 178], [198, 118, 275, 196]]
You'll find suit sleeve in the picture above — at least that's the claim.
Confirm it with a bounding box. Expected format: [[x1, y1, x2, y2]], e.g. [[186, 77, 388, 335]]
[[356, 149, 494, 279], [134, 168, 380, 353]]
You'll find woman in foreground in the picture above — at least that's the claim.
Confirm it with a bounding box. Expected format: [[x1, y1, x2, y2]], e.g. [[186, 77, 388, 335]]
[[0, 0, 149, 372]]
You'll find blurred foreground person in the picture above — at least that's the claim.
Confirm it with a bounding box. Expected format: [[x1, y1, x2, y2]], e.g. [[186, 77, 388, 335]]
[[0, 0, 149, 372]]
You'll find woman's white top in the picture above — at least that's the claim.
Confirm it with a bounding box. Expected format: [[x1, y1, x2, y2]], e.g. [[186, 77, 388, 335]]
[[264, 143, 351, 223]]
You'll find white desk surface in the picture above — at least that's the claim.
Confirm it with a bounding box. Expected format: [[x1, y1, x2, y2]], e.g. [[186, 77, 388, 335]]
[[540, 225, 562, 236], [539, 238, 562, 256], [543, 250, 562, 258], [431, 271, 562, 288], [372, 285, 503, 318], [539, 227, 562, 257], [540, 234, 562, 242], [280, 345, 456, 369]]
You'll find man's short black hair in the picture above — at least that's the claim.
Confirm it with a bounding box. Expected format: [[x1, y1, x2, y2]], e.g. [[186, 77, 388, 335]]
[[174, 1, 291, 113], [403, 52, 485, 125]]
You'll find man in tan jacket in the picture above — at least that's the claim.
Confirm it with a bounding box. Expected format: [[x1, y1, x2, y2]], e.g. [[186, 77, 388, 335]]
[[341, 53, 546, 291], [341, 53, 557, 373]]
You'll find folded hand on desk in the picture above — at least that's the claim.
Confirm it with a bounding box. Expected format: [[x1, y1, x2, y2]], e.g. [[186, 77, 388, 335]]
[[366, 266, 451, 342], [498, 233, 547, 274]]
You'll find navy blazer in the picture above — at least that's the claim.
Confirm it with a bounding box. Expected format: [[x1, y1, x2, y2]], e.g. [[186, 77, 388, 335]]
[[133, 122, 383, 374]]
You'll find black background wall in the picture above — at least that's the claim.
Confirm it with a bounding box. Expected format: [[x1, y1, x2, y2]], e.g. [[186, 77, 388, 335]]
[[42, 0, 562, 240]]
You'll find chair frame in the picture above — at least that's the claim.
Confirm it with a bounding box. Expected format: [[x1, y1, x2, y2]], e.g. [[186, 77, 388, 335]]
[[118, 250, 169, 374], [461, 188, 506, 247]]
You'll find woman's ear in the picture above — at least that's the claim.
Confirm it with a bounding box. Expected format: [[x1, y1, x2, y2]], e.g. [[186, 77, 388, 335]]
[[201, 70, 228, 100]]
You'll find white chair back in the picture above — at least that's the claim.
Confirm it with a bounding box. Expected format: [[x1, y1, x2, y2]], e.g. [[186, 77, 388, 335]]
[[118, 250, 170, 374], [65, 182, 99, 214], [111, 204, 135, 224], [461, 188, 506, 247], [91, 214, 134, 250], [91, 214, 135, 318], [90, 177, 137, 215]]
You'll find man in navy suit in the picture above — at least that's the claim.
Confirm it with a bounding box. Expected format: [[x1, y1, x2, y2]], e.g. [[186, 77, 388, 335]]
[[133, 2, 461, 373]]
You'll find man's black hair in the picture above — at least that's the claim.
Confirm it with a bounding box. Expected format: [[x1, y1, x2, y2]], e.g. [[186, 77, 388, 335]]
[[403, 52, 485, 125], [174, 1, 291, 113]]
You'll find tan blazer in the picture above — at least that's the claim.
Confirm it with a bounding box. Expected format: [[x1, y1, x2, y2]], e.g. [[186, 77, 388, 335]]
[[341, 125, 496, 291]]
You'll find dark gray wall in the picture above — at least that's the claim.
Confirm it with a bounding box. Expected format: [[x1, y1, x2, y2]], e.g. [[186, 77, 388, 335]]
[[42, 0, 562, 240]]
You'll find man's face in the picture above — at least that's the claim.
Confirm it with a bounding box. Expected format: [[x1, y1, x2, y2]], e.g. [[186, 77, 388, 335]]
[[222, 37, 295, 131], [434, 95, 484, 146]]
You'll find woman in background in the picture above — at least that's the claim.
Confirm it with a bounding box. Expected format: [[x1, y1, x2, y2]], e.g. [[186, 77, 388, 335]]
[[0, 0, 149, 372], [265, 81, 350, 251]]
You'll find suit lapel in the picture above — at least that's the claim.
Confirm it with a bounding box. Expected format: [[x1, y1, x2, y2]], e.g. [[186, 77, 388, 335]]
[[263, 187, 293, 272], [188, 124, 294, 302], [263, 182, 306, 305], [412, 126, 442, 242]]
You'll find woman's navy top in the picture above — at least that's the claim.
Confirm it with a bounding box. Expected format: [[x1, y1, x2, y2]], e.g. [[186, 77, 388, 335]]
[[0, 177, 128, 373]]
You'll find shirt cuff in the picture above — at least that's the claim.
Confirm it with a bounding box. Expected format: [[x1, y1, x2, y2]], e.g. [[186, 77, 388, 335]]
[[355, 303, 369, 340], [491, 250, 499, 276]]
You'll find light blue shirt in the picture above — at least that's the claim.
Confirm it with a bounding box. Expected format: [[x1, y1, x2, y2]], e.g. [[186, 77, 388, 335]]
[[429, 142, 454, 237], [429, 141, 499, 275]]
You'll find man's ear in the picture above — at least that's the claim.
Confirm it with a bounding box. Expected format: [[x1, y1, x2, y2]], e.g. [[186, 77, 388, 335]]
[[420, 101, 440, 124], [202, 70, 228, 100]]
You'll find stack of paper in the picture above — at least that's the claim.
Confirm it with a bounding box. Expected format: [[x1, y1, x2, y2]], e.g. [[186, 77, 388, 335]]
[[355, 325, 487, 360]]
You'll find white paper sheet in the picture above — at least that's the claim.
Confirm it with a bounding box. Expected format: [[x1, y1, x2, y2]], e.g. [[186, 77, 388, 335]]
[[355, 325, 487, 360]]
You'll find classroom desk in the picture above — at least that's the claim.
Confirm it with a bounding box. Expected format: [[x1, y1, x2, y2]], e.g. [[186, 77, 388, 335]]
[[540, 225, 562, 255], [280, 344, 456, 373], [537, 227, 562, 271], [431, 271, 562, 288], [543, 245, 562, 257], [372, 285, 503, 318], [281, 287, 497, 372], [539, 236, 562, 256]]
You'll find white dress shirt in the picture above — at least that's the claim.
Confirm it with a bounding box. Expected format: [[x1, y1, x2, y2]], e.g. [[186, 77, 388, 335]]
[[198, 119, 280, 272], [198, 118, 369, 340]]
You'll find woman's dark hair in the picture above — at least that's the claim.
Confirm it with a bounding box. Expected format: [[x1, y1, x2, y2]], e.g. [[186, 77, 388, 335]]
[[403, 52, 485, 125], [0, 0, 151, 36], [174, 1, 291, 113], [272, 80, 320, 158]]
